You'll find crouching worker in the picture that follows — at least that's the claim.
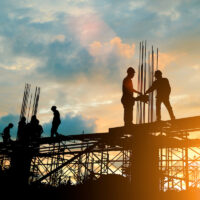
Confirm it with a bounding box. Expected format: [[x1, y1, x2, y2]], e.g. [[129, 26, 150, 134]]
[[2, 123, 14, 143]]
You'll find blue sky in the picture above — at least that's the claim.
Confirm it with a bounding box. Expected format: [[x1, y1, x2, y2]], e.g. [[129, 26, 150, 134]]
[[0, 0, 200, 139]]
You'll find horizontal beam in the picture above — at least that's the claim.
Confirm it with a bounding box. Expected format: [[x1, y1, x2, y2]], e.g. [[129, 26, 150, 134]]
[[1, 116, 200, 152], [109, 116, 200, 135]]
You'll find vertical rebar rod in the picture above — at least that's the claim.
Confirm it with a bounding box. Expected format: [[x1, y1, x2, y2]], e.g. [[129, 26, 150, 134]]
[[151, 46, 154, 122], [27, 94, 33, 123], [32, 87, 38, 116], [143, 41, 147, 123], [148, 51, 151, 123], [137, 42, 141, 124], [20, 83, 31, 120], [157, 48, 159, 70], [140, 42, 144, 123], [33, 87, 40, 116], [20, 83, 27, 119]]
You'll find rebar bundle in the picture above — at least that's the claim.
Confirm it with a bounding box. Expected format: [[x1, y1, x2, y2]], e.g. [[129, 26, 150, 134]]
[[136, 41, 159, 124], [20, 83, 31, 120], [19, 83, 41, 122]]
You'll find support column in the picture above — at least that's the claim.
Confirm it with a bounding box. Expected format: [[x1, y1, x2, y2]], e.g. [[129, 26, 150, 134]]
[[131, 133, 159, 199]]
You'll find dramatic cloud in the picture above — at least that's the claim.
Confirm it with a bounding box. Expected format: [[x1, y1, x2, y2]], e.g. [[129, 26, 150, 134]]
[[0, 0, 200, 134], [67, 14, 115, 47]]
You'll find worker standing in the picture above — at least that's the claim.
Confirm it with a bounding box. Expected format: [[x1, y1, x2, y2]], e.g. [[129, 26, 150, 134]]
[[121, 67, 141, 126], [17, 116, 26, 141], [145, 70, 175, 121], [51, 106, 61, 137]]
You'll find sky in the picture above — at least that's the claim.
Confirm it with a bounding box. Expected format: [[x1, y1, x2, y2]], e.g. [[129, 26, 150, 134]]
[[0, 0, 200, 138]]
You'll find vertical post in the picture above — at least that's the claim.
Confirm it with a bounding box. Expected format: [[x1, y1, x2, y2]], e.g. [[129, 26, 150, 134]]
[[131, 134, 159, 199], [185, 140, 189, 190]]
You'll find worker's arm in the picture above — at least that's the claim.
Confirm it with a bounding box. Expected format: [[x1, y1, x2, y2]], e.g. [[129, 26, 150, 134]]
[[123, 78, 142, 95], [132, 88, 142, 95], [145, 81, 156, 94]]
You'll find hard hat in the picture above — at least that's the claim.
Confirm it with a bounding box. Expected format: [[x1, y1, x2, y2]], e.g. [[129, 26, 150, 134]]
[[9, 123, 14, 128], [127, 67, 135, 74], [154, 70, 162, 76], [51, 106, 57, 110]]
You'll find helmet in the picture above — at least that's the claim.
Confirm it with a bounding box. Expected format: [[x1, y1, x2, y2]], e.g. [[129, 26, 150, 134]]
[[154, 70, 162, 77], [127, 67, 135, 74], [8, 123, 14, 128], [51, 106, 57, 110]]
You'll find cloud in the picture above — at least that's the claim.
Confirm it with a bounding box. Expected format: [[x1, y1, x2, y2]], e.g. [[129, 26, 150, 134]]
[[158, 52, 176, 70], [51, 34, 65, 43], [0, 56, 41, 71], [171, 94, 200, 118], [42, 113, 97, 136], [144, 0, 181, 20], [89, 37, 135, 59], [67, 14, 115, 47]]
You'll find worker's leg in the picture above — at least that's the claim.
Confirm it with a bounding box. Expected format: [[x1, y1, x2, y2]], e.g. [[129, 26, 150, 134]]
[[51, 125, 55, 137], [156, 99, 162, 121], [54, 123, 59, 136], [163, 98, 175, 120], [123, 104, 133, 125]]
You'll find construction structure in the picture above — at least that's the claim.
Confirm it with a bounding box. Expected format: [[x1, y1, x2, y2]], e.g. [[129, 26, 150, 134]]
[[0, 42, 200, 199], [0, 117, 200, 195]]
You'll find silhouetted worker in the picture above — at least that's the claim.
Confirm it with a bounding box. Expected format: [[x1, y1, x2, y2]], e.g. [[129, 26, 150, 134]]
[[51, 106, 61, 137], [35, 119, 43, 139], [30, 115, 37, 124], [145, 70, 175, 121], [121, 67, 141, 126], [22, 115, 38, 142], [2, 123, 13, 143], [17, 116, 26, 141], [33, 119, 43, 153], [29, 115, 38, 141]]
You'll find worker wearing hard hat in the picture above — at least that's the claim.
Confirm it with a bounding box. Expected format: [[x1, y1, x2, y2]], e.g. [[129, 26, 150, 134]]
[[121, 67, 141, 126], [145, 70, 175, 121]]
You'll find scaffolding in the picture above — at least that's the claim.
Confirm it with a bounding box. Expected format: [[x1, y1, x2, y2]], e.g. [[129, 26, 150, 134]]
[[0, 117, 200, 192]]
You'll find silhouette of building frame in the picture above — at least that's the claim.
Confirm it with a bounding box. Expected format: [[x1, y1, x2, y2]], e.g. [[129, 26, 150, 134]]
[[1, 116, 200, 192]]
